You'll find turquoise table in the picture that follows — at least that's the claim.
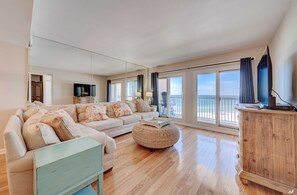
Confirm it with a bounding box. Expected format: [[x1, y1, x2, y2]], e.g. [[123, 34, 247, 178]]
[[33, 137, 103, 195]]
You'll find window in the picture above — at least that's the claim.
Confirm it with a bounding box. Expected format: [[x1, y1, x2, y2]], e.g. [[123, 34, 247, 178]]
[[126, 80, 137, 100], [111, 83, 121, 102]]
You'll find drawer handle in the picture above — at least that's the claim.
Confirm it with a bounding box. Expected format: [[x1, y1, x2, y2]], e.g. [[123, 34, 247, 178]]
[[236, 154, 240, 159]]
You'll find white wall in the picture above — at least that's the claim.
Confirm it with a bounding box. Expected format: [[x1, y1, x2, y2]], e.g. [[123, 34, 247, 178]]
[[269, 0, 297, 104], [0, 41, 28, 149], [29, 66, 107, 104]]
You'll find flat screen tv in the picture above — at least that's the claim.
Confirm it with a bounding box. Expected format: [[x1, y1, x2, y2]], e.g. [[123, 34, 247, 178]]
[[257, 47, 276, 108], [74, 83, 96, 97]]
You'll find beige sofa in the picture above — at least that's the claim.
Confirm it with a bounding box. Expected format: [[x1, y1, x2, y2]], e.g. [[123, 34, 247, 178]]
[[3, 101, 158, 195]]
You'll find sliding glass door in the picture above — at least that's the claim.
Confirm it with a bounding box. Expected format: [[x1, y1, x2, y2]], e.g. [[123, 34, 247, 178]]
[[197, 73, 216, 124], [126, 80, 137, 100], [219, 71, 240, 127], [196, 69, 239, 128], [158, 75, 184, 120]]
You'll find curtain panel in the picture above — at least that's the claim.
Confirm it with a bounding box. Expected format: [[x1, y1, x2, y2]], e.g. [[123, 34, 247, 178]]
[[151, 72, 159, 111], [239, 57, 255, 103], [107, 80, 111, 102], [137, 75, 144, 99]]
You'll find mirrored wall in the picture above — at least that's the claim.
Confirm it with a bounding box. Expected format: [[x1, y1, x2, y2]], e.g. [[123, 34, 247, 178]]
[[28, 36, 147, 105]]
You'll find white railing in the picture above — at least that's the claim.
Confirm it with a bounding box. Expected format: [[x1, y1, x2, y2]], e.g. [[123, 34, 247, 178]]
[[159, 95, 239, 125]]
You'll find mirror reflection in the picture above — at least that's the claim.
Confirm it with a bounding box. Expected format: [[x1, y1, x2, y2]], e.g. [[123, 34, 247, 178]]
[[28, 36, 146, 106]]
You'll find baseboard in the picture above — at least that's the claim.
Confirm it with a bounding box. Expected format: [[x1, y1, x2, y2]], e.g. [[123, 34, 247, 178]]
[[174, 121, 239, 136], [0, 148, 6, 155]]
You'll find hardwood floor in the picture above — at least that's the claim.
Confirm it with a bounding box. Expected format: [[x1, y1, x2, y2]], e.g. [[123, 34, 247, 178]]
[[0, 126, 281, 194]]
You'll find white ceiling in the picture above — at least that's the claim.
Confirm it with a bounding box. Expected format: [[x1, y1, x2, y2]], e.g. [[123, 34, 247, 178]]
[[31, 0, 294, 72], [0, 0, 33, 47]]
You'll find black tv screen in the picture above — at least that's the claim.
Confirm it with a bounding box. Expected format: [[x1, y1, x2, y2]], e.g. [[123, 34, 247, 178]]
[[257, 47, 275, 107], [74, 83, 96, 97], [257, 55, 269, 105]]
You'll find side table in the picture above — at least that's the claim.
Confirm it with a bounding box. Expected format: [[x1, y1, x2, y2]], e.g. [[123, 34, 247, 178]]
[[33, 137, 103, 195]]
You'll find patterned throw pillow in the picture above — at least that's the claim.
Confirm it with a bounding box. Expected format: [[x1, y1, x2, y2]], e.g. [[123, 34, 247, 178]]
[[85, 105, 108, 122], [41, 109, 82, 141], [112, 103, 133, 117], [136, 100, 151, 112], [125, 100, 137, 113]]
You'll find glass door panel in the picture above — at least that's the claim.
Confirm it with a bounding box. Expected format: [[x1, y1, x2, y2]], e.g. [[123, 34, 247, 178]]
[[158, 78, 168, 117], [197, 73, 216, 124], [219, 71, 240, 127], [111, 83, 121, 102], [169, 77, 183, 118]]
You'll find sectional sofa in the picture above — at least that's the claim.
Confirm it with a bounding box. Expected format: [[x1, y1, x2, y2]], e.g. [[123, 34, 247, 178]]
[[3, 101, 158, 195]]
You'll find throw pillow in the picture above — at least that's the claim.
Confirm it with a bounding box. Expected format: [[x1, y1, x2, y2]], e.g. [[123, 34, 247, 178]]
[[85, 105, 108, 122], [23, 108, 46, 121], [136, 100, 151, 112], [125, 100, 137, 112], [41, 109, 82, 141], [22, 123, 60, 150], [112, 103, 133, 117]]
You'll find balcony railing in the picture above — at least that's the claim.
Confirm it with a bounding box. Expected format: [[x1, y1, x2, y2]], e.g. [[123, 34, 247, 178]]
[[159, 95, 239, 126]]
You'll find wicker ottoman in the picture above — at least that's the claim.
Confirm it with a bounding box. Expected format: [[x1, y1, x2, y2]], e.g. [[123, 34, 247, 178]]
[[132, 123, 180, 150]]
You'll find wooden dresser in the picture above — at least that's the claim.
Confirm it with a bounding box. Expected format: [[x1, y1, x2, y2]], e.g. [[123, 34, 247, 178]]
[[237, 107, 297, 194]]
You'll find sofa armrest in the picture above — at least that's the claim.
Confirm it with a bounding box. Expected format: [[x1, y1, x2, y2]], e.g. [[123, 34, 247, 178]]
[[8, 150, 34, 173], [105, 136, 116, 154]]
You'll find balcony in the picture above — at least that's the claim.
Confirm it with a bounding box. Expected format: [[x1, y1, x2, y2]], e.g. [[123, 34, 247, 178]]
[[159, 95, 239, 128]]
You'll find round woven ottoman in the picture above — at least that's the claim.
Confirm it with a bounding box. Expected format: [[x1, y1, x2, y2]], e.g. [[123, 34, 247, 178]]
[[132, 123, 180, 150]]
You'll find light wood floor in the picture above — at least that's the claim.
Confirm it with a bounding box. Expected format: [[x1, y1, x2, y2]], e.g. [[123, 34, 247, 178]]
[[0, 126, 281, 195]]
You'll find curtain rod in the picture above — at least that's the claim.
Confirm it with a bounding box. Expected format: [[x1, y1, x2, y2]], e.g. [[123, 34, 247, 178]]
[[158, 57, 254, 74], [32, 35, 149, 69]]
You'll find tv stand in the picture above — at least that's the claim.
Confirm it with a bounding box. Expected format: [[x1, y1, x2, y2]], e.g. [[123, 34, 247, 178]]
[[237, 108, 297, 194]]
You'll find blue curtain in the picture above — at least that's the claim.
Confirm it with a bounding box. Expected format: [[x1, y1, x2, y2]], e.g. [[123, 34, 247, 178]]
[[239, 58, 255, 103], [137, 75, 144, 99], [151, 72, 159, 111], [107, 80, 111, 102]]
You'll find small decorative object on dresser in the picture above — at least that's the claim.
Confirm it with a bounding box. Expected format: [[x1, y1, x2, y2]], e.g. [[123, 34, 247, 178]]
[[237, 107, 297, 194]]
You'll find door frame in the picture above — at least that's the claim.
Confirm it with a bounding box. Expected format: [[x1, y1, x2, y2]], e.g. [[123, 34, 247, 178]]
[[192, 63, 240, 133], [28, 72, 53, 106]]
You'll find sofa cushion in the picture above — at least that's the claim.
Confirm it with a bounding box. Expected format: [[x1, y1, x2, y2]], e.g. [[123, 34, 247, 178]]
[[126, 100, 137, 112], [118, 114, 141, 125], [85, 105, 108, 122], [76, 103, 105, 122], [104, 103, 116, 118], [136, 100, 151, 112], [23, 108, 45, 122], [41, 109, 82, 141], [22, 123, 60, 150], [81, 118, 123, 131], [134, 112, 159, 120], [44, 104, 78, 123], [112, 102, 133, 117]]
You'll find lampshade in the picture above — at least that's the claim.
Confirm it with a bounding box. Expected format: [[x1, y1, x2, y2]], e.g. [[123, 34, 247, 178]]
[[146, 92, 153, 97], [136, 92, 142, 97]]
